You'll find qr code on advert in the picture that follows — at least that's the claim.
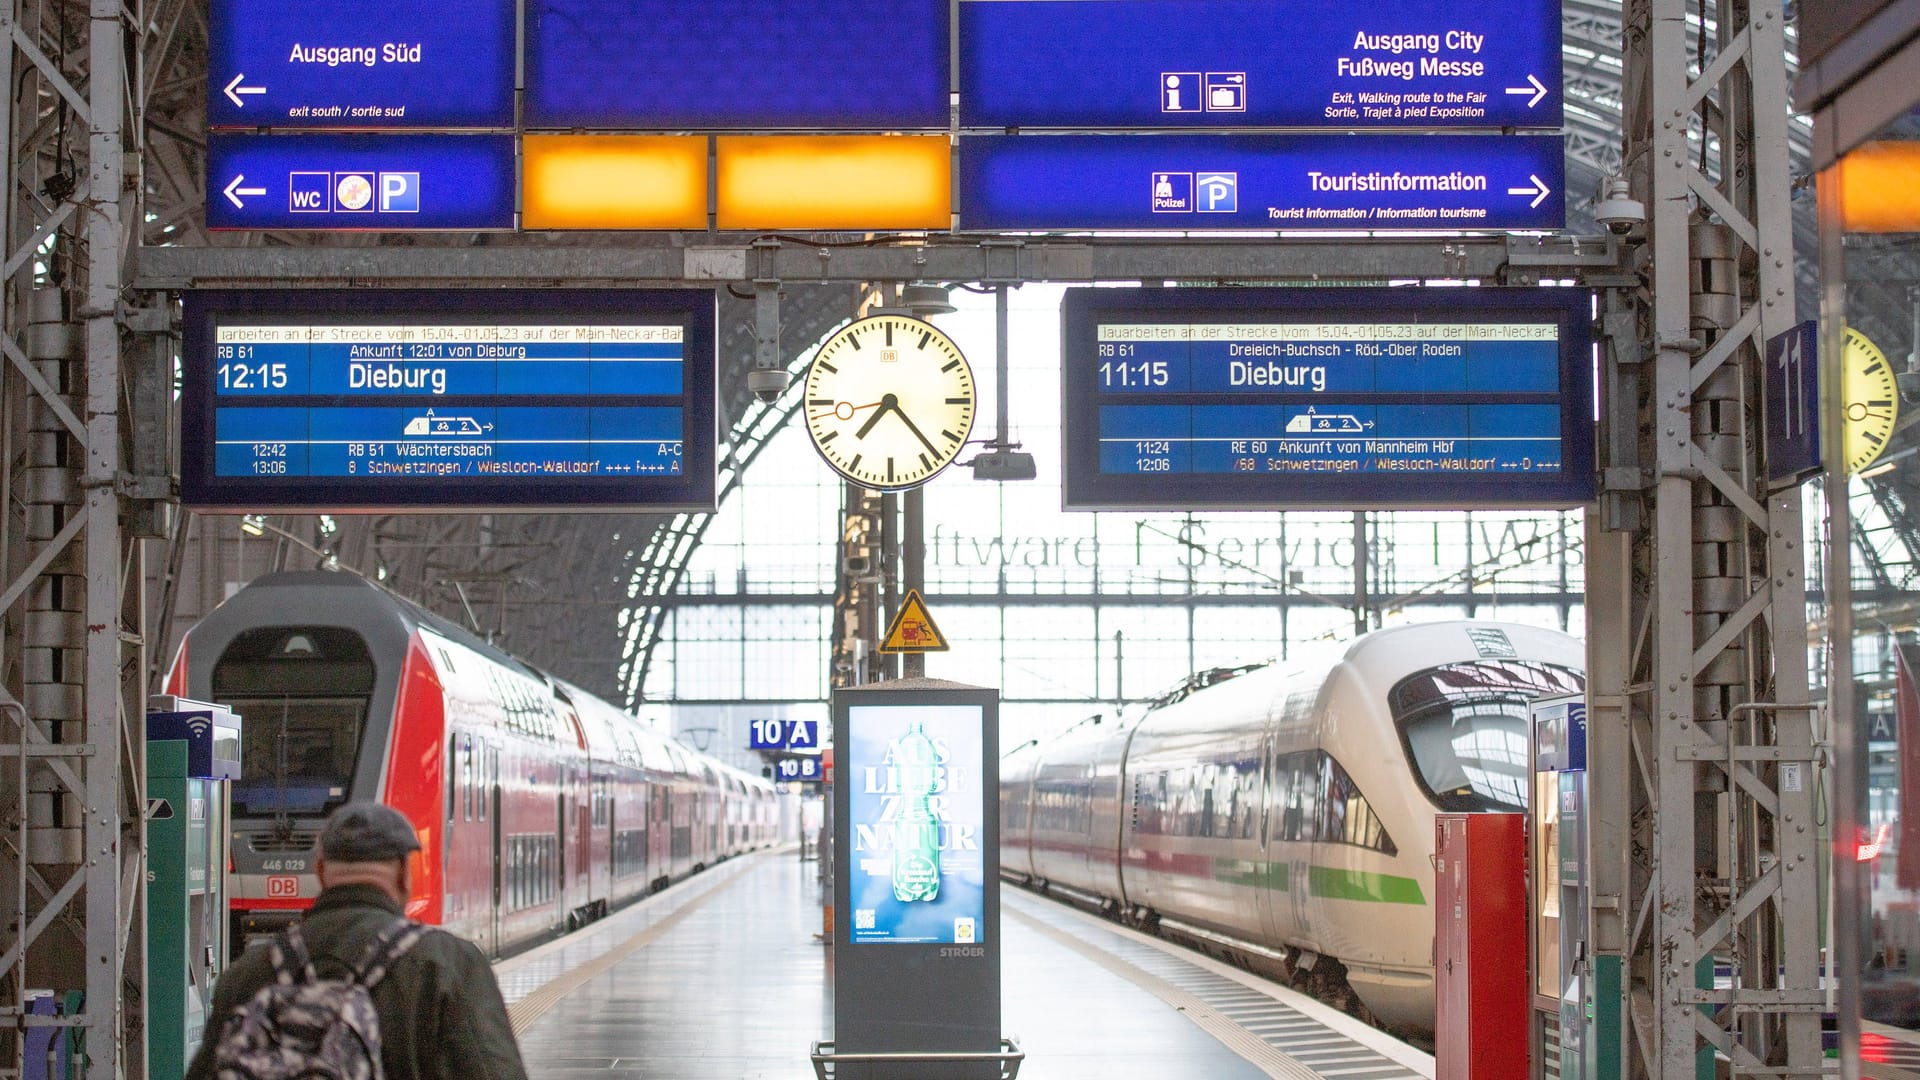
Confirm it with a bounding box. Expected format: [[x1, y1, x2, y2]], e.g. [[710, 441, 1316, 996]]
[[855, 908, 876, 930]]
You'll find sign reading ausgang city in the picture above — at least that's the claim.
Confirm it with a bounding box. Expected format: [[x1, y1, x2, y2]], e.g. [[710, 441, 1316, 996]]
[[206, 135, 515, 231], [180, 289, 719, 511], [958, 134, 1565, 231], [1061, 286, 1596, 510], [960, 0, 1561, 129], [208, 0, 515, 129]]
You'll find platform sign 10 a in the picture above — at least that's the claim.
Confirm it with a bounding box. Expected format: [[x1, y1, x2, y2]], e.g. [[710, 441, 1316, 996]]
[[749, 719, 820, 752]]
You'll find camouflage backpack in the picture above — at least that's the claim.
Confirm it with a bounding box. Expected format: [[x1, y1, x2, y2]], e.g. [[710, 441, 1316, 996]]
[[211, 918, 430, 1080]]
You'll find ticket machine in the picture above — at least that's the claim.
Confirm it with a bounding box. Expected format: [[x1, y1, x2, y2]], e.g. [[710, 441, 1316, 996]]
[[146, 696, 241, 1080]]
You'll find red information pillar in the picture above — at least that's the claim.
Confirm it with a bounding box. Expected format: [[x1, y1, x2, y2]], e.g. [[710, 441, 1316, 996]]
[[1435, 813, 1529, 1080]]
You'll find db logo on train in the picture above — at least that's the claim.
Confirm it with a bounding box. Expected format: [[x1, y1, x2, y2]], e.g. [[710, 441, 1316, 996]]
[[267, 876, 300, 899]]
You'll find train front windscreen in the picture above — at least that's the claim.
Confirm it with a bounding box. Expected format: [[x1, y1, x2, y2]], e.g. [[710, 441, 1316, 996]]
[[212, 626, 376, 817], [1390, 658, 1585, 813]]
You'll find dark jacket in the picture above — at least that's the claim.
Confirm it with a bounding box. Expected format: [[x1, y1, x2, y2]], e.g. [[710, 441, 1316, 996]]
[[186, 885, 528, 1080]]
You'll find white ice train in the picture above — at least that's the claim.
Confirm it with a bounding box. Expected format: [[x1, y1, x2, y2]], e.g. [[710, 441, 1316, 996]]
[[999, 620, 1584, 1036]]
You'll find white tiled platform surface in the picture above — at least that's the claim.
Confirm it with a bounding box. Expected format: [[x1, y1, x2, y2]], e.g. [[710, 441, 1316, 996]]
[[494, 850, 1433, 1080]]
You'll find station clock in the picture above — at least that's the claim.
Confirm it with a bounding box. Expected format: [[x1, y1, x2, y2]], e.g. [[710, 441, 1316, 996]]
[[803, 315, 976, 490], [1842, 328, 1901, 475]]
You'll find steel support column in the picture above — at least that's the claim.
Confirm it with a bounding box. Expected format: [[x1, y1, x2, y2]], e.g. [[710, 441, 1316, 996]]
[[1605, 0, 1823, 1075]]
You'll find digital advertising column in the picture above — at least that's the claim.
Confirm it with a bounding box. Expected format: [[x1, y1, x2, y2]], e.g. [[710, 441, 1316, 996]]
[[831, 682, 1000, 1080]]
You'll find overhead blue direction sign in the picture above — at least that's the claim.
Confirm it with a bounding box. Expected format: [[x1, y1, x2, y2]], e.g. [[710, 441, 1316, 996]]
[[958, 134, 1565, 231], [525, 0, 949, 130], [208, 0, 515, 129], [206, 135, 515, 231], [960, 0, 1561, 129]]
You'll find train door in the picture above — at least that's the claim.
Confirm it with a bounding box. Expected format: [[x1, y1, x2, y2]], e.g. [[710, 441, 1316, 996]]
[[489, 747, 503, 956], [556, 793, 568, 929]]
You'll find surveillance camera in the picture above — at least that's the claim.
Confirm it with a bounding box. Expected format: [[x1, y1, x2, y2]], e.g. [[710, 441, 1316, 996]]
[[1898, 368, 1920, 405], [1592, 177, 1646, 236], [746, 368, 788, 403]]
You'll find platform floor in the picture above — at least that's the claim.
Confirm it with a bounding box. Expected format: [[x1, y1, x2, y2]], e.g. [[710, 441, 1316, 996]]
[[494, 849, 1433, 1080]]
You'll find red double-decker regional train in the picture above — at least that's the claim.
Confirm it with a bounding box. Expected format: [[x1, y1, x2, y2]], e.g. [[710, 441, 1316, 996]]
[[166, 570, 778, 957]]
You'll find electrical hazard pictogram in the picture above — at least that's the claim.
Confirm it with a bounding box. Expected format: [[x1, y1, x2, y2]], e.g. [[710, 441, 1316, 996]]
[[879, 589, 950, 654]]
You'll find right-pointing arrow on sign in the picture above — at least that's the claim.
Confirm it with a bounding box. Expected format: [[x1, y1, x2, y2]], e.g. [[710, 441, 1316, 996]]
[[223, 174, 267, 209], [1504, 74, 1549, 108], [1507, 174, 1551, 209]]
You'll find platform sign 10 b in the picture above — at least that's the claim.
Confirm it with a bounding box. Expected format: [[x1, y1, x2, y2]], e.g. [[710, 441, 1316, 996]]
[[773, 755, 823, 783], [749, 719, 820, 752]]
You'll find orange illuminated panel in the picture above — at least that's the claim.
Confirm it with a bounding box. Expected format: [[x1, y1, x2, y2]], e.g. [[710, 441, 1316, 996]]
[[716, 136, 950, 231], [522, 135, 707, 230], [1839, 141, 1920, 233]]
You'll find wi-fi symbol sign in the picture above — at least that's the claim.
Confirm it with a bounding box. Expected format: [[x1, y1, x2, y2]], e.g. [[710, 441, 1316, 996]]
[[186, 717, 211, 737]]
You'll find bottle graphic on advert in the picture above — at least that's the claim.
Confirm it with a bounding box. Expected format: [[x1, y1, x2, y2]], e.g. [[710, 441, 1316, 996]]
[[890, 721, 942, 902]]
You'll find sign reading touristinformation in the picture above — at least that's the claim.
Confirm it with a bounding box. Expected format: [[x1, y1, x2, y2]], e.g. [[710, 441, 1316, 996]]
[[1061, 287, 1596, 510], [207, 0, 515, 129], [959, 0, 1561, 129], [181, 290, 718, 511], [833, 683, 1000, 1067], [524, 0, 950, 130], [957, 134, 1565, 231]]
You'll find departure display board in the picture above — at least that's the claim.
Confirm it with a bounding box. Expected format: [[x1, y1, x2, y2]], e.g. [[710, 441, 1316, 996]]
[[960, 0, 1561, 129], [524, 0, 949, 130], [1062, 287, 1595, 510], [182, 290, 718, 511], [207, 0, 515, 129], [957, 134, 1565, 232]]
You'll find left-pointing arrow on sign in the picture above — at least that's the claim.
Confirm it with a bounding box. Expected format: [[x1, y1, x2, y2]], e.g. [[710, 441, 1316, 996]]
[[223, 175, 267, 209], [223, 73, 266, 108], [1505, 174, 1551, 209]]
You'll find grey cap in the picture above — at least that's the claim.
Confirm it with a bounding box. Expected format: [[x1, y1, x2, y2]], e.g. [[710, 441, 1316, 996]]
[[318, 802, 422, 863]]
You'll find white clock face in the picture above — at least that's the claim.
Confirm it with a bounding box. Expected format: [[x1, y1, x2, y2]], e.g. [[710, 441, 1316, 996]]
[[1843, 328, 1901, 475], [803, 315, 976, 490]]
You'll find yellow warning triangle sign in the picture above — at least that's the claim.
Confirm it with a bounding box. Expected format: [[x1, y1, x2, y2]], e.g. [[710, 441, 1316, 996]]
[[879, 589, 950, 653]]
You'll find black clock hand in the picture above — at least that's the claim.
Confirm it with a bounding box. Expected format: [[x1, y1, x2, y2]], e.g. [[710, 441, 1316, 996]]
[[893, 407, 942, 457], [855, 394, 899, 439]]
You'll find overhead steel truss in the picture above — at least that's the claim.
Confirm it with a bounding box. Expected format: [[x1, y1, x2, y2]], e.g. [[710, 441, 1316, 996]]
[[1586, 0, 1825, 1076], [0, 0, 1863, 1077]]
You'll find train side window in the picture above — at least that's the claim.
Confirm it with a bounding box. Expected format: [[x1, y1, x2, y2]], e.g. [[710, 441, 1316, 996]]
[[446, 736, 457, 822], [1320, 755, 1397, 856], [462, 747, 473, 821]]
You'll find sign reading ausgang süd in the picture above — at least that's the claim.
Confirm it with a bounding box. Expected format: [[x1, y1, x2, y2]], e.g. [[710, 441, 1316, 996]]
[[960, 0, 1560, 129], [206, 134, 515, 231], [1061, 286, 1596, 510], [833, 685, 999, 1077], [958, 134, 1565, 231], [208, 0, 515, 129], [180, 289, 719, 512]]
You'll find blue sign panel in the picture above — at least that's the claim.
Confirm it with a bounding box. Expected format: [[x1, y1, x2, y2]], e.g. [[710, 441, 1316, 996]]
[[749, 719, 821, 751], [207, 0, 515, 129], [960, 0, 1560, 130], [847, 703, 986, 945], [181, 290, 718, 511], [958, 134, 1564, 231], [1063, 287, 1595, 510], [774, 755, 823, 783], [525, 0, 949, 130], [1765, 320, 1823, 487], [206, 135, 515, 230]]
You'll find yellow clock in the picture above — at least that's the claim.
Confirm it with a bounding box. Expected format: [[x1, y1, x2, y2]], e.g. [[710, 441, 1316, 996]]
[[1843, 328, 1901, 475], [803, 315, 976, 490]]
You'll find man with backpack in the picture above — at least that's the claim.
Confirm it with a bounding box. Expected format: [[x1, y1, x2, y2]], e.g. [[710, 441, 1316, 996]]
[[186, 802, 529, 1080]]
